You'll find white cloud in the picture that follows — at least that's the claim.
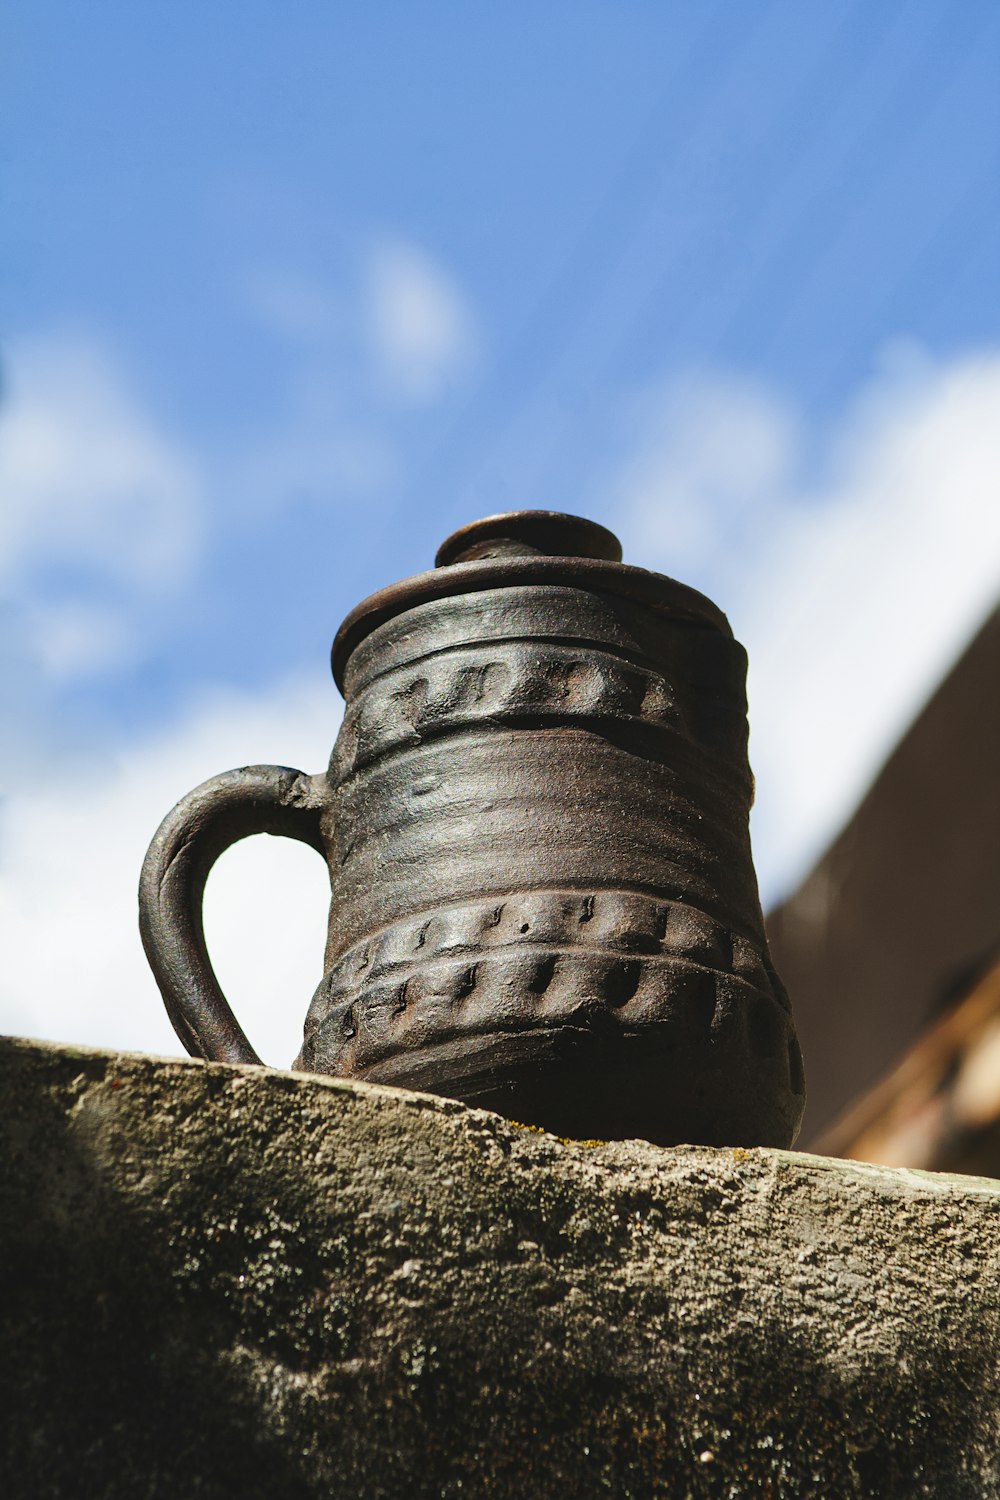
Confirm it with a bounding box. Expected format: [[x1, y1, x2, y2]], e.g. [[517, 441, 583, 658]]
[[0, 333, 203, 694], [229, 245, 481, 512], [614, 373, 798, 581], [0, 672, 339, 1065], [613, 348, 1000, 904], [0, 332, 201, 590], [367, 239, 478, 401]]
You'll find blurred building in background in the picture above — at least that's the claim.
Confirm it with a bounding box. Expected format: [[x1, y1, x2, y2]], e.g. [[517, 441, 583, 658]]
[[767, 600, 1000, 1176]]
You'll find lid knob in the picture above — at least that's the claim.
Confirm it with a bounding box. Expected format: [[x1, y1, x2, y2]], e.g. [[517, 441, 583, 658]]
[[435, 510, 623, 568]]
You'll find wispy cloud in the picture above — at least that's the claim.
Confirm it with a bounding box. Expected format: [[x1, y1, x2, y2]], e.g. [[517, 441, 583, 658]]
[[612, 373, 798, 585], [0, 333, 202, 692], [367, 239, 478, 402], [0, 332, 201, 592], [230, 239, 480, 510], [614, 346, 1000, 902]]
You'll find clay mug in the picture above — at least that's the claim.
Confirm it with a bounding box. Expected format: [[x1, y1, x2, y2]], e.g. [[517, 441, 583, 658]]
[[139, 510, 804, 1147]]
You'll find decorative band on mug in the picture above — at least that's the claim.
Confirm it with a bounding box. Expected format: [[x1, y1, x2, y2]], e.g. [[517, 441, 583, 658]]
[[330, 641, 699, 781], [301, 947, 801, 1092], [316, 888, 773, 995]]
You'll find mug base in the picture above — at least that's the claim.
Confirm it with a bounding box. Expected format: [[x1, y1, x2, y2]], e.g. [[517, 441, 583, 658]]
[[342, 1021, 804, 1151]]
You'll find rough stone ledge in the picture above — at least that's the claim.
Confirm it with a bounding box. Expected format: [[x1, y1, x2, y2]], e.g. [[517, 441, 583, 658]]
[[1, 1034, 998, 1499]]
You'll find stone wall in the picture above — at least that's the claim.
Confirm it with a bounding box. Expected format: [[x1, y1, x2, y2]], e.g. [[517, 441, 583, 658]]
[[1, 1036, 998, 1497]]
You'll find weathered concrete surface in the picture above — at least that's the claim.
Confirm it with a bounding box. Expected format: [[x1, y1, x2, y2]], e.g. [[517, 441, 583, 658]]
[[1, 1036, 998, 1499]]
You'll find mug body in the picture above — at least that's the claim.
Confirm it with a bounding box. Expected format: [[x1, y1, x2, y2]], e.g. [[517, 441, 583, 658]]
[[297, 580, 804, 1148]]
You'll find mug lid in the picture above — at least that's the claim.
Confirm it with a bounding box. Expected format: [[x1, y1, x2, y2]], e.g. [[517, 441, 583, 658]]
[[434, 510, 623, 567], [331, 509, 731, 691]]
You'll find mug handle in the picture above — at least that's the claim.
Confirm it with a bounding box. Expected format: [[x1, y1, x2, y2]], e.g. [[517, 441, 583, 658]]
[[139, 765, 328, 1065]]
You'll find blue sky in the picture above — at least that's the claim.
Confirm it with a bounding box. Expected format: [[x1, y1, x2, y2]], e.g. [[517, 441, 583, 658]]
[[3, 0, 1000, 1064]]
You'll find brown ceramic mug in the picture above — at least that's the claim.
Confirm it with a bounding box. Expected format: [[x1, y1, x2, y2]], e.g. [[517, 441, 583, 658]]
[[139, 511, 804, 1147]]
